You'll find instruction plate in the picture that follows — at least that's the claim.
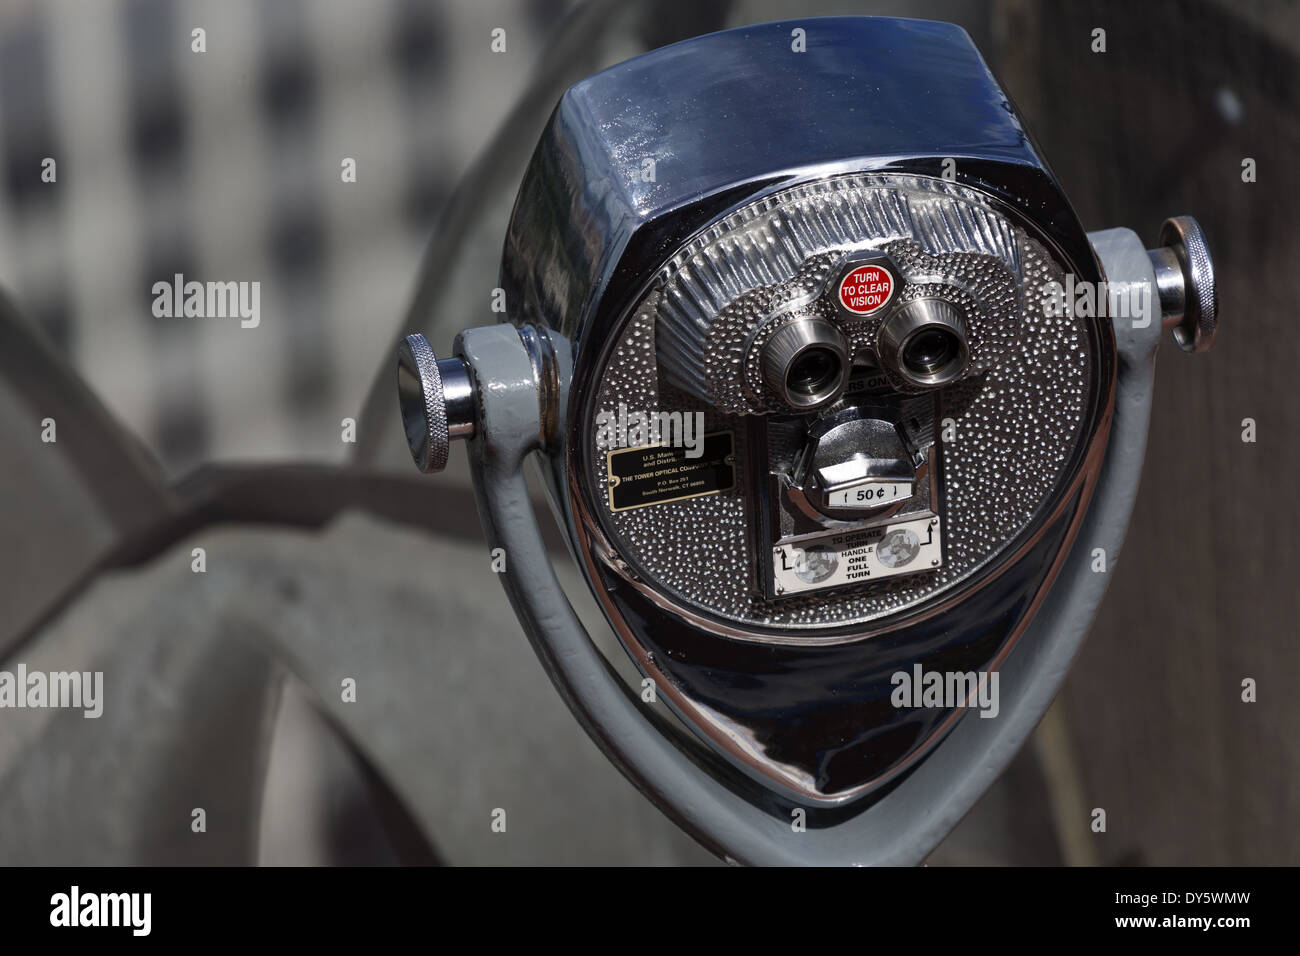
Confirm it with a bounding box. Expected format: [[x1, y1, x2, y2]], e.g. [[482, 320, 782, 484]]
[[772, 514, 942, 595]]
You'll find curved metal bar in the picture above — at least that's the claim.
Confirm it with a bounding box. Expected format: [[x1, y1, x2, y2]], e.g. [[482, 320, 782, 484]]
[[0, 290, 178, 659]]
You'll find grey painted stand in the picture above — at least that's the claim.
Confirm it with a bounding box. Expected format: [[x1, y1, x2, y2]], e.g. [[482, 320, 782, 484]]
[[459, 228, 1161, 866]]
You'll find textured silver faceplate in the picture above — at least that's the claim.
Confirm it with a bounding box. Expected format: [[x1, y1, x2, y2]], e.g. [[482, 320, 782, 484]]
[[656, 174, 1025, 406], [587, 173, 1093, 631]]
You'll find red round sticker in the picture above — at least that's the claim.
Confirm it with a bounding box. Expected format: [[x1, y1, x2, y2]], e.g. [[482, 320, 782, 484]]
[[838, 264, 895, 315]]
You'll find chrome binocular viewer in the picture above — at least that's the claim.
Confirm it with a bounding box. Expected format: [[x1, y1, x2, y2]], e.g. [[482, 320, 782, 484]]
[[395, 17, 1216, 865]]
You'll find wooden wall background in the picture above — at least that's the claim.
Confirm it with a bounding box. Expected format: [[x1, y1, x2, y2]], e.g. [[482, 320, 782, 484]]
[[987, 0, 1300, 865]]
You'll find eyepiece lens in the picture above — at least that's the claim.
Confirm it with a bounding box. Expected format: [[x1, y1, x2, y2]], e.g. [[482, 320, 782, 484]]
[[902, 327, 959, 375], [786, 347, 841, 396], [760, 317, 850, 409]]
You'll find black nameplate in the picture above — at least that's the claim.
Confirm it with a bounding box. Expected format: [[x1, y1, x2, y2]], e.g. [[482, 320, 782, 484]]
[[606, 432, 735, 512]]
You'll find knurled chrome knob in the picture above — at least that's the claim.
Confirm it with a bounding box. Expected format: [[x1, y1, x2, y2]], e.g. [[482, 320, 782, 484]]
[[396, 333, 475, 473], [1148, 215, 1218, 353]]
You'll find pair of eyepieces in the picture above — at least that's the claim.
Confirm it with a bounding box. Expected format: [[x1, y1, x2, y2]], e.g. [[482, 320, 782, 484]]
[[761, 298, 969, 409]]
